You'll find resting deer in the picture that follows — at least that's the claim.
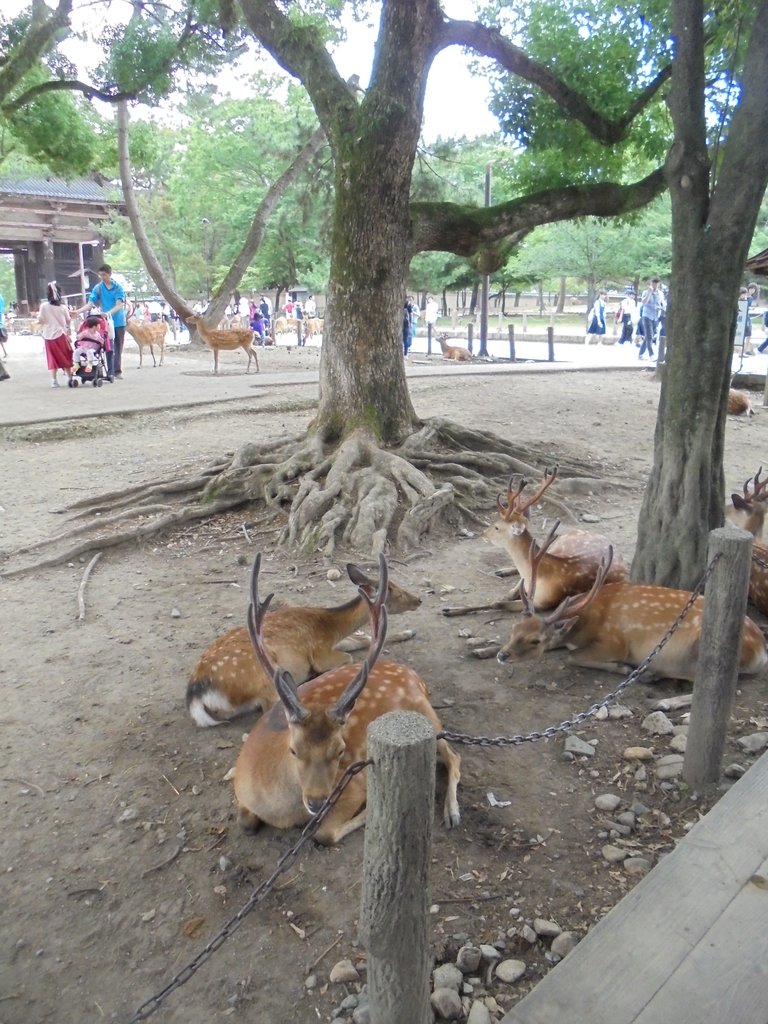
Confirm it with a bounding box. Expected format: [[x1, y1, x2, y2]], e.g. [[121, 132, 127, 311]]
[[187, 567, 421, 726], [124, 318, 166, 368], [186, 314, 259, 374], [443, 467, 626, 617], [437, 333, 472, 361], [727, 389, 755, 417], [748, 540, 768, 616], [726, 468, 768, 539], [497, 547, 767, 682], [233, 554, 461, 845]]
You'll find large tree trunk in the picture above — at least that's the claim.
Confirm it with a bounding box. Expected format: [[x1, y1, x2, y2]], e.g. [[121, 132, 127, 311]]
[[632, 0, 768, 588]]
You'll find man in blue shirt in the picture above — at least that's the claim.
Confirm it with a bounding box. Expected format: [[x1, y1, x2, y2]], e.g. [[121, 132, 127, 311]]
[[0, 291, 8, 380], [81, 264, 126, 379]]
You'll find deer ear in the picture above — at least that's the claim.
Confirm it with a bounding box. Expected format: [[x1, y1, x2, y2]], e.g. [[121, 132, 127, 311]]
[[346, 563, 370, 587], [732, 493, 749, 510], [552, 617, 579, 639]]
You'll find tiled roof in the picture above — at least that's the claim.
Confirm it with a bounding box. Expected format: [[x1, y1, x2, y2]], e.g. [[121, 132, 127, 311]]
[[0, 176, 122, 203]]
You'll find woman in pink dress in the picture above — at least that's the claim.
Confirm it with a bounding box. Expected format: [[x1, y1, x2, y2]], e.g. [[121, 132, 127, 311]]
[[39, 282, 74, 387]]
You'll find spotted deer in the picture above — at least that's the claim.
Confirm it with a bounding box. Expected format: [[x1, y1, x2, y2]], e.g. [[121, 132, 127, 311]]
[[124, 318, 167, 368], [233, 554, 461, 845], [186, 315, 259, 374], [437, 333, 472, 361], [497, 547, 767, 682], [726, 468, 768, 540], [443, 467, 626, 617], [187, 567, 421, 726]]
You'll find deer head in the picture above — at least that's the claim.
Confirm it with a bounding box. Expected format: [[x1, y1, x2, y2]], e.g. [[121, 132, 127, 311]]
[[485, 466, 558, 543]]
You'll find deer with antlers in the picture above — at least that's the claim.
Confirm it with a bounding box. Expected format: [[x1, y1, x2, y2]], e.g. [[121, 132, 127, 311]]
[[187, 571, 421, 726], [726, 467, 768, 539], [496, 545, 767, 682], [233, 554, 461, 845], [443, 467, 626, 618]]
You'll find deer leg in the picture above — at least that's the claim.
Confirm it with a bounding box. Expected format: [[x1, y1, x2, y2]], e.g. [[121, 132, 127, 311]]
[[159, 344, 164, 367], [437, 739, 461, 827], [315, 779, 367, 845], [150, 344, 157, 368], [138, 345, 143, 369], [308, 648, 353, 674], [442, 597, 522, 617], [237, 805, 264, 834], [567, 644, 632, 674], [213, 348, 219, 375]]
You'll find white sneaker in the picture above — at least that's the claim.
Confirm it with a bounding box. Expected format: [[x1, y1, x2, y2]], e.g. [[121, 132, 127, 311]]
[[51, 380, 60, 388]]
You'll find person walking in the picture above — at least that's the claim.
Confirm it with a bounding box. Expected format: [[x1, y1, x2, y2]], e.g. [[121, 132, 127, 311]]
[[402, 296, 417, 356], [585, 290, 607, 344], [79, 264, 126, 378], [616, 290, 638, 345], [0, 290, 7, 358], [39, 281, 75, 387], [638, 277, 664, 360]]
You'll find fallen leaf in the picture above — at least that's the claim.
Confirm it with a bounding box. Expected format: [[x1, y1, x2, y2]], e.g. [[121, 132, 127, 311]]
[[182, 916, 206, 939]]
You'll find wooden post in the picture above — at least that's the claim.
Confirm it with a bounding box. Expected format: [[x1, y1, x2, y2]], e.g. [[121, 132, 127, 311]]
[[360, 711, 435, 1024], [547, 325, 554, 362], [427, 323, 432, 355], [467, 322, 473, 354], [522, 312, 528, 333], [508, 323, 516, 362], [683, 525, 753, 790]]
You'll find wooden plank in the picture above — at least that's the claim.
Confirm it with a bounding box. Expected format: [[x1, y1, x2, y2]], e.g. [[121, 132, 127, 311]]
[[502, 753, 768, 1024]]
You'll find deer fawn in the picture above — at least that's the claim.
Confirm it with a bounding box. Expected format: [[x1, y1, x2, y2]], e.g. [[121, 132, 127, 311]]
[[186, 314, 259, 374], [187, 568, 421, 726], [233, 554, 461, 845], [497, 547, 767, 683], [124, 318, 166, 368], [726, 468, 768, 539], [444, 467, 626, 617], [437, 333, 472, 361]]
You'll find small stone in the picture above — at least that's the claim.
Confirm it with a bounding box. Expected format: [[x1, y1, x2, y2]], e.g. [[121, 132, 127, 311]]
[[304, 974, 318, 990], [616, 812, 636, 829], [519, 924, 537, 945], [669, 733, 687, 753], [581, 513, 600, 523], [533, 919, 561, 938], [352, 1002, 371, 1024], [456, 945, 482, 974], [594, 793, 621, 813], [551, 932, 579, 958], [495, 959, 526, 984], [430, 987, 463, 1020], [642, 711, 674, 735], [737, 732, 768, 755], [218, 856, 232, 872], [724, 763, 747, 779], [117, 807, 138, 823], [602, 844, 627, 863], [608, 704, 633, 719], [623, 746, 654, 761], [140, 909, 156, 923], [478, 944, 502, 963], [564, 735, 595, 757], [606, 820, 632, 837], [326, 568, 342, 581], [630, 800, 650, 816], [171, 607, 182, 618], [594, 706, 608, 721], [340, 994, 359, 1010], [433, 963, 464, 991], [655, 754, 684, 780], [467, 1000, 493, 1024], [329, 959, 360, 984], [634, 765, 648, 782], [624, 857, 652, 876]]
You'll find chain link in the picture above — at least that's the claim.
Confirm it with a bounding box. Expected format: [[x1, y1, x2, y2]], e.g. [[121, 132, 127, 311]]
[[439, 554, 722, 748], [122, 759, 370, 1024]]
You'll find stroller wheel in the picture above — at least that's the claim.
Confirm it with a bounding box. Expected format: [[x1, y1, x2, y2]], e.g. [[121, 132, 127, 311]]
[[96, 378, 103, 387]]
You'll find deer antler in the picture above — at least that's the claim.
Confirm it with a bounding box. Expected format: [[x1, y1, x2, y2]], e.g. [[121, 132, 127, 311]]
[[519, 519, 561, 615], [517, 466, 559, 516], [331, 555, 390, 722], [543, 545, 613, 625], [497, 476, 528, 520]]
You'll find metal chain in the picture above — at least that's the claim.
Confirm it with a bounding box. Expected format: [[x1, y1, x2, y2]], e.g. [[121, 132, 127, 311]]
[[752, 550, 768, 571], [122, 759, 370, 1024], [439, 554, 722, 748]]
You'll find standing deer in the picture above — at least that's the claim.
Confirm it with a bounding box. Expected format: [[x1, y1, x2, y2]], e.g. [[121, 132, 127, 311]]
[[726, 468, 768, 539], [124, 318, 167, 368], [443, 467, 626, 617], [233, 554, 461, 845], [187, 569, 421, 726], [437, 333, 472, 361], [186, 315, 259, 374], [496, 548, 767, 682]]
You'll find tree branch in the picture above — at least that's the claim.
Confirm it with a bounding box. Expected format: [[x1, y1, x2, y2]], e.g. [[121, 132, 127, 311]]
[[410, 167, 666, 257], [0, 0, 73, 101], [438, 17, 671, 144], [3, 78, 141, 113]]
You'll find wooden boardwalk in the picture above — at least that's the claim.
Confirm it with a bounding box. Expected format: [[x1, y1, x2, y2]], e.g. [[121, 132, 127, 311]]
[[502, 753, 768, 1024]]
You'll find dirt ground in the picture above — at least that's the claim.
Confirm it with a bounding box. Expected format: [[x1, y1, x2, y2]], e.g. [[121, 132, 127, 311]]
[[2, 356, 768, 1024]]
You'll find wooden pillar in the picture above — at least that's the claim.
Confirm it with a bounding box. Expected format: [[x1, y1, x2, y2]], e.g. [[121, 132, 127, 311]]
[[508, 324, 516, 362], [360, 711, 435, 1024], [683, 526, 753, 790], [547, 326, 554, 362]]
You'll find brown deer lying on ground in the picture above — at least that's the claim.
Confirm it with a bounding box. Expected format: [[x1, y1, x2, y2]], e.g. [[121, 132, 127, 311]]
[[186, 315, 259, 374], [437, 333, 472, 361], [233, 554, 461, 844], [496, 547, 767, 682], [443, 467, 626, 617], [124, 319, 167, 368], [726, 468, 768, 539], [727, 389, 755, 416], [187, 563, 421, 726]]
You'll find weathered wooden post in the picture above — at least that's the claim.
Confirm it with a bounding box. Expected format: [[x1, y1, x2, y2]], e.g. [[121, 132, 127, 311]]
[[522, 311, 528, 333], [467, 322, 473, 353], [508, 323, 516, 362], [360, 712, 435, 1024], [683, 525, 753, 790], [547, 325, 554, 362]]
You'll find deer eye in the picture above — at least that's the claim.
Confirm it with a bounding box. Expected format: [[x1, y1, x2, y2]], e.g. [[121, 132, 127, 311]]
[[289, 747, 297, 757]]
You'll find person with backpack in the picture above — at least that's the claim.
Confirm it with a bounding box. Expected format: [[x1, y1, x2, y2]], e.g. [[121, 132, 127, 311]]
[[77, 264, 126, 379]]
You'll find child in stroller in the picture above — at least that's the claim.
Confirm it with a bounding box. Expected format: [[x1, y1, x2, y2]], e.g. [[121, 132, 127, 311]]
[[72, 314, 109, 387]]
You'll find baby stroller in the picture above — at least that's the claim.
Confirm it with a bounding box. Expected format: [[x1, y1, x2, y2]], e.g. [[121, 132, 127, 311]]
[[72, 315, 109, 387]]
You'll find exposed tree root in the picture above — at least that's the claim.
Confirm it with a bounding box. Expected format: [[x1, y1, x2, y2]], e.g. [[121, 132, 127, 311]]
[[0, 418, 612, 577]]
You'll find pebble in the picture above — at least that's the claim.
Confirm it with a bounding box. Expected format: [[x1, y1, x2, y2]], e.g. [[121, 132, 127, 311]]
[[431, 987, 463, 1020], [433, 963, 464, 991], [329, 959, 359, 984], [724, 763, 747, 779], [478, 944, 502, 963], [171, 607, 181, 618], [594, 793, 621, 813], [616, 811, 636, 829], [495, 959, 526, 983], [641, 711, 674, 735], [352, 1002, 370, 1024], [669, 733, 687, 753], [608, 704, 633, 719], [551, 932, 579, 958], [564, 735, 596, 757], [340, 994, 359, 1010], [634, 765, 648, 782], [467, 1000, 493, 1024], [606, 820, 632, 837], [602, 844, 627, 863], [304, 974, 317, 991], [623, 746, 654, 761], [117, 807, 138, 823], [623, 857, 652, 876], [737, 732, 768, 754], [630, 800, 650, 816], [533, 919, 561, 938], [518, 924, 537, 946], [456, 945, 482, 974], [581, 513, 601, 523], [655, 754, 684, 780], [326, 568, 342, 581]]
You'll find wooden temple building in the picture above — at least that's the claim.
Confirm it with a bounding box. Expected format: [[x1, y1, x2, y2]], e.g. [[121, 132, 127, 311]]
[[0, 176, 122, 312]]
